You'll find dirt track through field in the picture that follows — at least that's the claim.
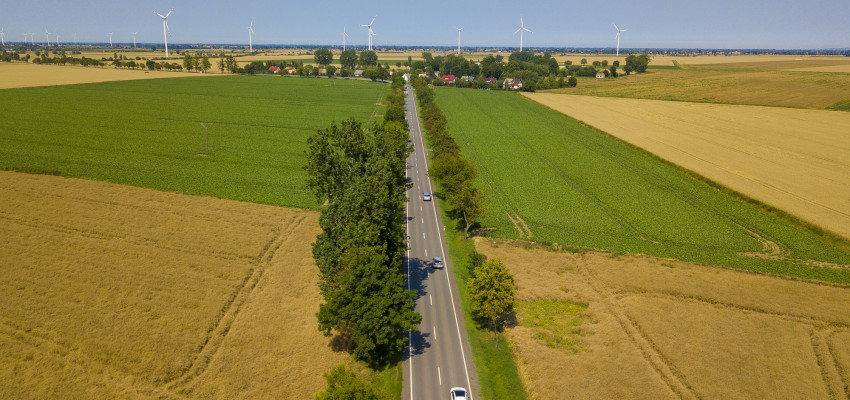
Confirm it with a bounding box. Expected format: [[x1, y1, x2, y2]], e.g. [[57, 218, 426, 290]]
[[478, 239, 850, 399], [0, 171, 344, 398], [524, 93, 850, 240]]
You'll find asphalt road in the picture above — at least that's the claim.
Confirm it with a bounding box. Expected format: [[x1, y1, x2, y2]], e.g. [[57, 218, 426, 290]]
[[401, 85, 480, 400]]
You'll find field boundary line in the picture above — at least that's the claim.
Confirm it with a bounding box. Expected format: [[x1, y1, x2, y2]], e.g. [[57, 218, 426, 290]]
[[616, 291, 850, 329], [166, 214, 306, 389]]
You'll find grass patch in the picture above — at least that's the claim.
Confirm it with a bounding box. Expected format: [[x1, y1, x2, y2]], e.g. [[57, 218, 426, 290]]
[[437, 196, 527, 400], [370, 362, 403, 398], [517, 299, 588, 352], [827, 98, 850, 111], [434, 88, 850, 284], [0, 75, 389, 209]]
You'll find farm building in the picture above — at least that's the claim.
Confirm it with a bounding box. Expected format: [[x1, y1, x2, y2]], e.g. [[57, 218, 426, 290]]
[[268, 66, 280, 73], [484, 77, 497, 84], [285, 66, 296, 74], [354, 69, 364, 77], [596, 72, 606, 79], [418, 72, 428, 78], [318, 68, 327, 75], [462, 76, 475, 82], [402, 73, 411, 82], [441, 74, 456, 83], [504, 78, 523, 90]]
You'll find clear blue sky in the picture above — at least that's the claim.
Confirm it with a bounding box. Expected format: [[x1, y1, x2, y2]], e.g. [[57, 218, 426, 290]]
[[3, 0, 849, 49]]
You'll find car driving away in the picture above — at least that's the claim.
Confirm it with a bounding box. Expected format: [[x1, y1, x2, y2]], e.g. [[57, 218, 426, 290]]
[[450, 387, 468, 400], [423, 191, 431, 201], [432, 257, 444, 269]]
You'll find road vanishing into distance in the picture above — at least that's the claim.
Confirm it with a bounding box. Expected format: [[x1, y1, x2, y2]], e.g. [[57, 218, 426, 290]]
[[401, 85, 481, 400]]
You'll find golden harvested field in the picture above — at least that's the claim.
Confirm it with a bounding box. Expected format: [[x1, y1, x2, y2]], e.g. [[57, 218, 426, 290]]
[[0, 62, 200, 89], [0, 171, 346, 398], [548, 60, 850, 109], [524, 93, 850, 241], [477, 239, 850, 400], [789, 64, 850, 73]]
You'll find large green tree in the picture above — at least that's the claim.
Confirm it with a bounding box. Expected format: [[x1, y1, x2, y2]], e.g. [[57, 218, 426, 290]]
[[314, 48, 333, 66], [448, 180, 487, 239], [340, 50, 358, 69], [306, 117, 419, 365], [468, 259, 516, 333], [314, 365, 391, 400], [359, 50, 378, 66], [625, 53, 651, 73]]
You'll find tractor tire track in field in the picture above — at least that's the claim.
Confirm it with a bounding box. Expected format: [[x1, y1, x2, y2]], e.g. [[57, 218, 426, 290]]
[[166, 213, 307, 391], [0, 319, 181, 399], [611, 290, 850, 399], [574, 262, 700, 399], [826, 330, 850, 399]]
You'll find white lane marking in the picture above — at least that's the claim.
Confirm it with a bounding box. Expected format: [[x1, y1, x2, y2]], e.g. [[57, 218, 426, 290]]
[[421, 217, 424, 224], [438, 367, 442, 386], [424, 249, 428, 257], [430, 294, 432, 305], [420, 206, 423, 212], [422, 232, 426, 239], [415, 101, 475, 396], [433, 326, 436, 341]]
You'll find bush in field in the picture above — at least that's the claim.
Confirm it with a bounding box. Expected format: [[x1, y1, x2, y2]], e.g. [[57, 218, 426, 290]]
[[468, 259, 516, 333]]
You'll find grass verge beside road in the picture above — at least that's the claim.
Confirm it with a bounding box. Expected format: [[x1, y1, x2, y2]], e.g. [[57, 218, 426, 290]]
[[437, 194, 528, 400]]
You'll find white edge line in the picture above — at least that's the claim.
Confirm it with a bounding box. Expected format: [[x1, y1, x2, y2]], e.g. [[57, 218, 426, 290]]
[[414, 87, 475, 396]]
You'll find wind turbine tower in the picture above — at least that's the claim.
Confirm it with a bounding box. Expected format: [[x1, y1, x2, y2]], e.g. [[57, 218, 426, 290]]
[[456, 27, 463, 55], [360, 15, 376, 51], [154, 7, 174, 58], [613, 23, 628, 57], [513, 16, 532, 52], [247, 19, 254, 53], [132, 32, 137, 49], [108, 32, 113, 47], [28, 32, 35, 46], [342, 26, 349, 51], [44, 29, 51, 47], [1, 28, 5, 46], [55, 33, 60, 46]]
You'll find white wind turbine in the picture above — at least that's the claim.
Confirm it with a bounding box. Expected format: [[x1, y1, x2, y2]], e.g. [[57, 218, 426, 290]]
[[108, 32, 113, 47], [1, 28, 5, 46], [27, 32, 35, 46], [360, 15, 376, 51], [613, 23, 628, 57], [456, 27, 463, 55], [55, 33, 60, 46], [154, 7, 174, 58], [513, 16, 532, 52], [44, 28, 51, 47], [247, 19, 254, 53], [342, 26, 349, 51], [131, 32, 137, 49]]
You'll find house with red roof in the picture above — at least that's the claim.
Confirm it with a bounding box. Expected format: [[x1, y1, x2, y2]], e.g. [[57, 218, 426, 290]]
[[441, 74, 456, 83]]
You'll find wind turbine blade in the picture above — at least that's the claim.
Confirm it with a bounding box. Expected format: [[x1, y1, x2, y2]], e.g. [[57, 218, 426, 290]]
[[155, 12, 165, 18], [370, 15, 376, 26], [164, 8, 174, 18], [524, 27, 533, 33], [513, 27, 522, 35]]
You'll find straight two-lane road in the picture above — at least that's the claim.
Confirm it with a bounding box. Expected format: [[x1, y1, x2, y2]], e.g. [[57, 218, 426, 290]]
[[401, 85, 480, 400]]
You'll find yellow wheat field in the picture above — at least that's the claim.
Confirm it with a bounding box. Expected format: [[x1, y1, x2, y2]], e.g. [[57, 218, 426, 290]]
[[477, 239, 850, 400], [0, 62, 203, 89], [0, 171, 346, 398], [524, 93, 850, 240]]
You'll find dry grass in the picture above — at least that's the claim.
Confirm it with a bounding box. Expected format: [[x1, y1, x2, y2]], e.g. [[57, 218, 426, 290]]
[[476, 239, 850, 400], [789, 64, 850, 73], [547, 60, 850, 109], [0, 62, 201, 89], [524, 93, 850, 241], [0, 171, 346, 398]]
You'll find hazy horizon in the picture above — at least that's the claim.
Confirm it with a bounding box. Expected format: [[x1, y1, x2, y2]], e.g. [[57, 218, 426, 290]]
[[2, 0, 849, 50]]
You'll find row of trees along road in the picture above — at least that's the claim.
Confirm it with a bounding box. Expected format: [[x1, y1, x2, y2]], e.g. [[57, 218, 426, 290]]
[[411, 77, 517, 335], [306, 76, 420, 366], [411, 76, 487, 238]]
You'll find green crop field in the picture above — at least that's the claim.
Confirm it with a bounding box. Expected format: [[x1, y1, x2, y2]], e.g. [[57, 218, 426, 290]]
[[434, 88, 850, 284], [0, 75, 388, 209]]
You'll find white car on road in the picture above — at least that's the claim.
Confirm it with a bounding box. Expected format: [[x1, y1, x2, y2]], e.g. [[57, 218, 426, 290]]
[[423, 191, 432, 201], [450, 387, 469, 400]]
